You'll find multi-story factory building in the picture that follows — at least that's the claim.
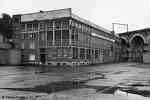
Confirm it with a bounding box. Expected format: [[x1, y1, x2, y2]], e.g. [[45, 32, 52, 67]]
[[12, 8, 120, 66]]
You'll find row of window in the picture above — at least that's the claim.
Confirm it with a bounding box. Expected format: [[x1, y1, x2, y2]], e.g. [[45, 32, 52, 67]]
[[21, 41, 35, 49], [21, 20, 69, 32], [21, 54, 36, 61], [71, 21, 91, 33], [19, 30, 70, 40], [19, 30, 109, 46], [71, 20, 111, 39], [72, 48, 112, 59], [23, 47, 113, 62]]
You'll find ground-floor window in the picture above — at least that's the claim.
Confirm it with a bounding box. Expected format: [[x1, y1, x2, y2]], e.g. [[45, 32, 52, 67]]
[[30, 41, 35, 49], [21, 42, 24, 49], [29, 54, 35, 61], [80, 48, 85, 59], [72, 47, 78, 59]]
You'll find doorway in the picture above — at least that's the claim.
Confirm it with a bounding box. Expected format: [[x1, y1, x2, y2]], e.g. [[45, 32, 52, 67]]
[[40, 54, 46, 64]]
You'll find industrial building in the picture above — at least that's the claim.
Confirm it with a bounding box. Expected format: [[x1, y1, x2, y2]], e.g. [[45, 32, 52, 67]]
[[12, 8, 120, 66]]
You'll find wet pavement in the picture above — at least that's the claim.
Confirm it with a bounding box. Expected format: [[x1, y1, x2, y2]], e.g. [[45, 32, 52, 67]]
[[0, 63, 150, 99]]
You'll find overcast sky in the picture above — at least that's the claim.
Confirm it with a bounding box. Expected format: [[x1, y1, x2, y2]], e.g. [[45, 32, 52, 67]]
[[1, 0, 150, 33]]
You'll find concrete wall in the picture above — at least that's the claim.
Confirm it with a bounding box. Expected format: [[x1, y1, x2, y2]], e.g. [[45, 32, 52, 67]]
[[0, 49, 21, 65], [9, 49, 21, 65], [0, 50, 8, 64], [0, 34, 3, 43], [143, 52, 150, 63]]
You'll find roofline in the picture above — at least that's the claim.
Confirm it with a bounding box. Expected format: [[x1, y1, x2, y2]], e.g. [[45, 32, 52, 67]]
[[14, 8, 72, 16], [13, 8, 111, 34], [119, 28, 150, 35], [71, 13, 111, 34]]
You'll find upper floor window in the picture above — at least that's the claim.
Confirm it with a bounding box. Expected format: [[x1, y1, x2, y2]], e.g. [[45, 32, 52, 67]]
[[47, 21, 53, 30], [27, 24, 32, 31], [33, 23, 38, 31], [40, 22, 45, 30], [55, 21, 61, 29], [62, 20, 69, 29], [21, 24, 26, 32]]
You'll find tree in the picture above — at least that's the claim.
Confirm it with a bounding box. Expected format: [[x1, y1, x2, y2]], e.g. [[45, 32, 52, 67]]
[[0, 13, 13, 39]]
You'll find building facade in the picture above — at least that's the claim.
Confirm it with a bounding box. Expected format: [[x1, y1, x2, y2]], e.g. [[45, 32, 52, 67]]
[[12, 8, 120, 66], [119, 28, 150, 63]]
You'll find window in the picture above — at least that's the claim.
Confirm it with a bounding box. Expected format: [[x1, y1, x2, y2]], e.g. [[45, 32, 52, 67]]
[[27, 24, 32, 31], [86, 49, 91, 59], [72, 47, 78, 59], [29, 34, 32, 39], [55, 21, 61, 29], [95, 49, 99, 59], [55, 30, 61, 40], [62, 20, 69, 29], [63, 48, 69, 57], [39, 32, 45, 40], [80, 48, 85, 59], [33, 23, 38, 31], [62, 30, 69, 40], [29, 33, 36, 39], [29, 54, 35, 61], [57, 48, 62, 57], [75, 34, 78, 41], [22, 42, 24, 49], [47, 31, 53, 40], [47, 21, 53, 30], [30, 41, 35, 49], [40, 22, 45, 30], [21, 24, 25, 32]]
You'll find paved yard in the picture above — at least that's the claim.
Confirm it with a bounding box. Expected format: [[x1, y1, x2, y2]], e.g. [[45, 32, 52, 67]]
[[0, 62, 150, 99]]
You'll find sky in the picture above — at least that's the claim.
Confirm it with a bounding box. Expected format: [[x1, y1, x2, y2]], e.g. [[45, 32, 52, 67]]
[[1, 0, 150, 33]]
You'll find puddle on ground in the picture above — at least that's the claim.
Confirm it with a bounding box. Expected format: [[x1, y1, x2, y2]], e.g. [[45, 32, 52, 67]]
[[1, 79, 150, 99], [114, 89, 150, 100]]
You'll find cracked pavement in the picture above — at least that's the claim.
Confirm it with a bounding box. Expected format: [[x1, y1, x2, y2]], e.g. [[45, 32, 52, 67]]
[[0, 63, 150, 99]]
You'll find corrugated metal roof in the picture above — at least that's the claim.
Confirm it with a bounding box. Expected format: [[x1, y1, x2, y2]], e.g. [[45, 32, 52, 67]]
[[21, 8, 71, 22]]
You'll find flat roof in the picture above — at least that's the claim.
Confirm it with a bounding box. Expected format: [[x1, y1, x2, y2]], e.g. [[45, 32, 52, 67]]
[[71, 14, 111, 34], [18, 8, 111, 34]]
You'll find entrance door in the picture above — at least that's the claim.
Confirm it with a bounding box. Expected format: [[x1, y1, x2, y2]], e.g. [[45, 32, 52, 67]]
[[40, 54, 46, 64], [131, 36, 144, 62]]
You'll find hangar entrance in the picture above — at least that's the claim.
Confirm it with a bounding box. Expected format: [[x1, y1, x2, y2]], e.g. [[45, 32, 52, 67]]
[[120, 38, 128, 61], [130, 36, 144, 62], [40, 48, 46, 64]]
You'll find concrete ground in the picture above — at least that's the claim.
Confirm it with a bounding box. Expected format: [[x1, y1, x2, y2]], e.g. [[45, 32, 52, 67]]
[[0, 62, 150, 99]]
